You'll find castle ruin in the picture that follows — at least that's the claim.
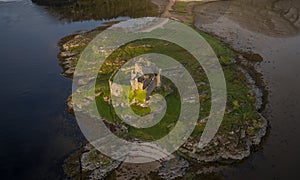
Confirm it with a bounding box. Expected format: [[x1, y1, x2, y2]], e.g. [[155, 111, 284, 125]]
[[130, 63, 161, 100]]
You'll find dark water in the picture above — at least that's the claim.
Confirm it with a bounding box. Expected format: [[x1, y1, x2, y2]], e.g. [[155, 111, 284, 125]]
[[1, 0, 300, 179], [223, 36, 300, 179], [0, 0, 128, 179]]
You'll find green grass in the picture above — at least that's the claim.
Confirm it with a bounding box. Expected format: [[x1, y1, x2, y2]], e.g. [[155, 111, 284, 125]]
[[198, 31, 236, 59], [130, 103, 151, 116], [129, 89, 146, 104], [174, 1, 204, 14], [174, 1, 190, 14], [128, 92, 181, 140], [48, 0, 159, 21], [67, 27, 260, 141]]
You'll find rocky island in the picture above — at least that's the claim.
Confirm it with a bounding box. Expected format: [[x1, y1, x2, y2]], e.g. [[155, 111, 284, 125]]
[[50, 0, 269, 179]]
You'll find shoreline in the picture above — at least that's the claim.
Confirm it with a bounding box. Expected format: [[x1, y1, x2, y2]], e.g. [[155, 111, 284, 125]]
[[55, 1, 269, 179], [58, 24, 268, 180], [159, 0, 268, 114]]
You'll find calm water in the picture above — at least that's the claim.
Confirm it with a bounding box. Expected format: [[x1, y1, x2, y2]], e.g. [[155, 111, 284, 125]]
[[1, 0, 300, 179], [0, 0, 127, 179]]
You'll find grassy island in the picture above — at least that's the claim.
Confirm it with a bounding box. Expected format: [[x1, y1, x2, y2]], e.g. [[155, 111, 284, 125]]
[[59, 19, 267, 179]]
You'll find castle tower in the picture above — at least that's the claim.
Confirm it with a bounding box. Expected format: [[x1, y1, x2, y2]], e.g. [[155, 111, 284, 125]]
[[135, 63, 142, 74], [135, 78, 140, 90], [130, 70, 137, 92], [131, 70, 135, 79], [157, 69, 161, 87]]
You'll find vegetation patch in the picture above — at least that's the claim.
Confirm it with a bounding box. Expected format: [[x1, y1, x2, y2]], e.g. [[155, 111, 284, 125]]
[[59, 20, 267, 178]]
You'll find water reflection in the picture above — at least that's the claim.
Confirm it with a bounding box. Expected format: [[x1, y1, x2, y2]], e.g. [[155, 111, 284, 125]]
[[194, 0, 300, 37], [0, 0, 131, 178]]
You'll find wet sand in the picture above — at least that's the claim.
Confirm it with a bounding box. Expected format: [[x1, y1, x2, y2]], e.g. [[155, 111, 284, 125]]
[[193, 0, 300, 179]]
